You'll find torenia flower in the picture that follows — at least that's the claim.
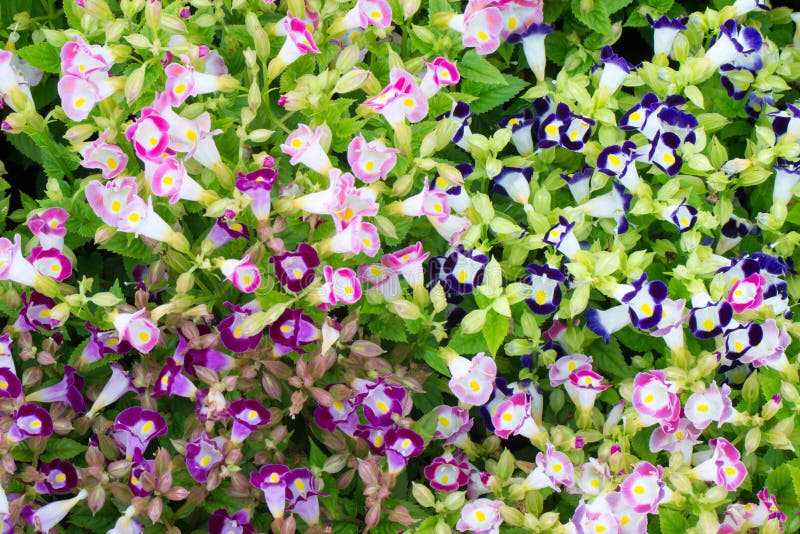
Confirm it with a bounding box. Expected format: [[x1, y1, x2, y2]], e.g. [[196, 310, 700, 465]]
[[218, 301, 263, 353], [448, 3, 504, 55], [565, 369, 610, 411], [146, 156, 209, 204], [208, 509, 255, 534], [525, 443, 575, 492], [284, 468, 322, 525], [280, 123, 333, 176], [491, 392, 538, 439], [270, 16, 320, 77], [443, 351, 497, 406], [320, 266, 362, 306], [705, 19, 763, 69], [0, 235, 47, 288], [230, 398, 271, 443], [126, 112, 171, 161], [631, 370, 681, 433], [620, 462, 667, 514], [271, 244, 320, 293], [692, 437, 747, 491], [578, 182, 633, 234], [381, 242, 429, 287], [341, 0, 393, 30], [575, 459, 611, 497], [250, 465, 290, 519], [112, 406, 168, 459], [768, 102, 800, 140], [684, 382, 733, 430], [646, 15, 687, 57], [455, 498, 504, 534], [492, 167, 533, 205], [108, 507, 143, 534], [153, 358, 197, 399], [500, 109, 536, 155], [620, 274, 669, 331], [23, 490, 88, 533], [434, 405, 473, 445], [571, 495, 619, 534], [385, 428, 424, 473], [523, 263, 565, 315], [437, 101, 473, 150], [25, 366, 85, 413], [164, 60, 228, 106], [35, 460, 79, 495], [86, 364, 136, 418], [363, 68, 429, 125], [220, 255, 261, 293], [733, 0, 771, 15], [544, 217, 580, 259], [597, 46, 632, 96], [185, 432, 225, 483], [420, 57, 459, 98], [236, 166, 279, 221], [641, 131, 682, 176], [8, 404, 54, 442], [661, 198, 697, 233], [347, 134, 399, 183], [738, 319, 791, 371], [17, 291, 60, 332], [79, 130, 128, 179], [425, 454, 470, 491], [539, 102, 594, 151], [113, 308, 160, 354], [507, 23, 553, 81], [650, 418, 702, 461], [268, 308, 319, 355], [397, 177, 449, 222], [442, 246, 489, 295], [359, 263, 401, 301], [772, 158, 800, 205], [688, 299, 734, 339], [0, 50, 42, 111], [27, 208, 69, 251], [28, 247, 72, 282], [727, 273, 765, 313], [597, 140, 640, 191], [0, 367, 22, 398]]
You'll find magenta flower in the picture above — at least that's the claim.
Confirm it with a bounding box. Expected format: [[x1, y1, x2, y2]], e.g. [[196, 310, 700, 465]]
[[22, 490, 88, 533], [727, 272, 766, 313], [112, 406, 167, 459], [342, 0, 393, 30], [230, 398, 271, 443], [491, 392, 538, 439], [571, 495, 618, 534], [450, 4, 503, 55], [250, 464, 290, 519], [206, 217, 250, 249], [81, 322, 131, 365], [631, 370, 681, 433], [363, 68, 428, 125], [399, 177, 449, 222], [60, 36, 112, 77], [236, 166, 279, 221], [16, 291, 60, 332], [8, 403, 54, 442], [113, 308, 159, 354], [385, 427, 424, 473], [34, 460, 78, 495], [381, 242, 429, 287], [0, 234, 45, 287], [424, 453, 470, 491], [738, 319, 791, 371], [620, 461, 667, 514], [329, 217, 380, 257], [313, 393, 360, 435], [0, 333, 14, 373], [455, 498, 504, 534], [220, 255, 261, 293], [185, 432, 225, 483], [0, 367, 22, 398], [58, 38, 115, 121], [270, 243, 320, 293], [27, 208, 69, 251], [649, 418, 702, 460], [576, 458, 611, 497], [274, 16, 320, 72], [320, 265, 362, 307], [525, 443, 575, 492], [347, 134, 399, 183], [285, 468, 322, 525], [126, 112, 171, 161], [146, 156, 205, 204], [692, 437, 747, 491], [268, 308, 319, 355], [85, 177, 138, 226], [79, 130, 128, 179], [565, 369, 610, 411], [356, 375, 406, 427], [218, 301, 263, 353], [549, 354, 592, 386], [129, 450, 155, 497], [28, 247, 72, 281], [164, 60, 224, 106], [445, 352, 497, 406], [25, 365, 85, 414], [420, 57, 460, 98], [153, 357, 197, 399], [280, 123, 333, 176], [208, 509, 255, 534]]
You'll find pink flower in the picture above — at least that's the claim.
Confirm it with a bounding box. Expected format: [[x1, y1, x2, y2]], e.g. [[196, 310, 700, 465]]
[[0, 50, 42, 111], [273, 16, 320, 71], [329, 218, 380, 257], [27, 208, 69, 251], [739, 319, 791, 371], [499, 0, 544, 40], [363, 68, 429, 125], [125, 112, 171, 161], [631, 370, 681, 433], [220, 255, 262, 293], [146, 156, 204, 203], [565, 369, 610, 410], [357, 263, 400, 301], [280, 123, 333, 176], [491, 392, 538, 439], [60, 37, 112, 77], [620, 461, 666, 514], [684, 381, 734, 430], [320, 266, 362, 306], [113, 309, 160, 354], [420, 57, 460, 98], [28, 247, 72, 282], [164, 60, 224, 106], [347, 135, 399, 183], [649, 418, 702, 461], [381, 242, 429, 287], [449, 4, 504, 55], [692, 437, 747, 491], [79, 130, 128, 179], [727, 273, 765, 313], [445, 352, 496, 406], [58, 72, 113, 121], [343, 0, 393, 29], [0, 234, 42, 287], [424, 453, 470, 491], [85, 177, 139, 227], [525, 443, 575, 492], [548, 354, 592, 386], [398, 177, 449, 222], [455, 499, 504, 534]]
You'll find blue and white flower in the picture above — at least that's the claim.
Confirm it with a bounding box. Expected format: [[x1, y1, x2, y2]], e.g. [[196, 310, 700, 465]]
[[523, 263, 565, 315]]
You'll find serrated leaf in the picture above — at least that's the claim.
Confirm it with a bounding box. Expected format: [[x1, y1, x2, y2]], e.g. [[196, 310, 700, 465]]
[[571, 0, 613, 35], [659, 508, 689, 534], [590, 339, 636, 379], [16, 42, 60, 73], [411, 408, 439, 443], [465, 75, 528, 115], [422, 347, 449, 376], [100, 233, 157, 261], [605, 0, 634, 13], [42, 438, 87, 461], [448, 329, 489, 354], [459, 50, 506, 86], [482, 310, 508, 356]]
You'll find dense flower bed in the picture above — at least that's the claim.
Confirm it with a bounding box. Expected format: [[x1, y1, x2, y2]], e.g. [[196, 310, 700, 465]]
[[0, 0, 799, 532]]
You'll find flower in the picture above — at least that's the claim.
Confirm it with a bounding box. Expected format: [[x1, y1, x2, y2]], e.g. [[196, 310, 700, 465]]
[[347, 134, 399, 183], [237, 166, 279, 221], [0, 367, 22, 398], [17, 291, 61, 332], [25, 365, 85, 413], [0, 50, 42, 111], [218, 301, 263, 353], [508, 23, 553, 81], [455, 498, 504, 534], [320, 266, 362, 306], [727, 272, 766, 313], [28, 247, 72, 282], [79, 130, 128, 179], [208, 509, 255, 534], [620, 274, 669, 330], [385, 427, 424, 472], [0, 234, 47, 287], [8, 404, 54, 442], [646, 15, 687, 57], [425, 454, 470, 491], [27, 208, 69, 252], [185, 432, 225, 483], [597, 45, 632, 96], [164, 59, 227, 106], [538, 102, 594, 151], [578, 182, 633, 234], [433, 405, 473, 445], [268, 308, 319, 355], [444, 352, 497, 406], [220, 255, 262, 293], [113, 407, 168, 459], [772, 158, 800, 205], [492, 167, 533, 205], [692, 437, 747, 491], [523, 263, 564, 315], [442, 246, 489, 294], [230, 398, 271, 443], [597, 140, 640, 191], [125, 112, 171, 161], [281, 123, 333, 176], [491, 392, 538, 439], [631, 370, 681, 433], [153, 357, 197, 399], [437, 101, 473, 150], [270, 244, 320, 293], [705, 19, 763, 69], [662, 198, 698, 233], [271, 16, 320, 76], [146, 156, 207, 204], [420, 57, 460, 98], [649, 418, 702, 461], [363, 68, 429, 125], [341, 0, 393, 30], [250, 464, 290, 519], [34, 460, 79, 495], [500, 108, 536, 155], [525, 443, 575, 492], [86, 364, 136, 418], [450, 4, 504, 56], [398, 177, 449, 222], [23, 489, 88, 533], [688, 299, 734, 339], [284, 468, 322, 525], [620, 462, 667, 514], [113, 308, 159, 354], [544, 216, 580, 259]]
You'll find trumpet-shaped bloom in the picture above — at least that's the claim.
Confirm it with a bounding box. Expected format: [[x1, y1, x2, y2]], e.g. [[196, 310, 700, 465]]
[[230, 398, 271, 443], [598, 46, 632, 95], [768, 102, 800, 140], [442, 246, 489, 294], [237, 166, 279, 220], [523, 263, 564, 315], [381, 242, 429, 287], [79, 130, 128, 179], [649, 418, 702, 461], [270, 244, 320, 293], [455, 498, 504, 534], [220, 255, 261, 293], [113, 309, 159, 354], [450, 4, 504, 56], [218, 301, 263, 353], [597, 141, 640, 191], [662, 198, 697, 233], [492, 167, 533, 205], [17, 291, 60, 333], [23, 490, 88, 533], [320, 266, 362, 306], [164, 60, 225, 106], [385, 427, 424, 473], [508, 23, 552, 81], [268, 308, 319, 355], [727, 272, 765, 313], [692, 437, 747, 491], [250, 464, 290, 519], [620, 462, 666, 514], [347, 134, 399, 183], [579, 182, 632, 234], [491, 392, 538, 439], [9, 403, 54, 442], [113, 406, 168, 459], [275, 16, 320, 69], [399, 177, 449, 222], [525, 443, 575, 492], [424, 453, 470, 491], [185, 432, 225, 483], [0, 234, 45, 287], [0, 367, 22, 398], [631, 370, 681, 433], [153, 357, 197, 399], [126, 112, 171, 161], [772, 158, 800, 205], [208, 509, 255, 534], [684, 382, 733, 430], [27, 208, 69, 252], [621, 274, 668, 330], [280, 123, 333, 176], [25, 365, 85, 413], [544, 216, 580, 258], [363, 68, 428, 125], [34, 460, 79, 495], [0, 50, 42, 111], [437, 101, 473, 150], [500, 108, 536, 155], [342, 0, 393, 30], [705, 19, 763, 69], [646, 15, 687, 57], [420, 57, 459, 98], [86, 364, 136, 418], [28, 247, 71, 282], [688, 299, 734, 339], [447, 352, 497, 406], [147, 156, 205, 204]]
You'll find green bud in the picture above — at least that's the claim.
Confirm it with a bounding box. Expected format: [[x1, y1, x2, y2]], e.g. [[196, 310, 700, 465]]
[[745, 427, 761, 454], [411, 482, 435, 508], [461, 309, 488, 334], [246, 12, 270, 61], [390, 299, 422, 320], [742, 371, 760, 403], [89, 292, 122, 307], [499, 507, 524, 527], [471, 193, 495, 224], [442, 491, 465, 512], [124, 65, 146, 105]]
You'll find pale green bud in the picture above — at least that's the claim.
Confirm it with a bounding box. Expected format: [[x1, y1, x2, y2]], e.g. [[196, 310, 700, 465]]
[[124, 65, 146, 105], [471, 193, 495, 223], [160, 13, 187, 34], [745, 427, 761, 454], [461, 309, 487, 334], [390, 299, 422, 320], [89, 292, 122, 307], [442, 491, 465, 512], [411, 482, 435, 508]]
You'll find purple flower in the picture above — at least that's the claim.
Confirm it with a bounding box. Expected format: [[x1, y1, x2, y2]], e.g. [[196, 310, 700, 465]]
[[236, 166, 278, 221], [269, 243, 320, 293], [544, 216, 580, 258], [152, 357, 197, 399], [646, 14, 687, 57], [436, 101, 472, 150], [229, 398, 271, 443], [355, 376, 407, 427], [27, 208, 69, 251], [507, 23, 553, 82], [424, 453, 470, 491], [662, 198, 697, 233], [620, 274, 668, 330], [250, 464, 290, 519], [0, 367, 22, 398], [620, 462, 666, 514], [688, 299, 734, 339], [86, 364, 137, 419], [206, 217, 250, 248], [16, 291, 60, 332], [113, 406, 167, 459], [642, 130, 682, 176], [218, 301, 263, 353], [185, 432, 225, 483], [456, 498, 504, 534], [28, 247, 72, 281], [442, 245, 489, 294], [285, 468, 322, 525], [597, 140, 640, 191], [705, 19, 763, 69], [538, 102, 594, 151], [208, 509, 255, 534], [385, 427, 424, 473], [268, 308, 319, 355], [9, 403, 54, 442], [80, 322, 131, 365], [25, 366, 85, 413], [578, 182, 632, 234], [523, 263, 564, 315], [313, 392, 360, 435], [598, 45, 632, 95], [499, 108, 535, 155], [129, 450, 155, 497], [34, 460, 78, 495], [492, 167, 533, 205]]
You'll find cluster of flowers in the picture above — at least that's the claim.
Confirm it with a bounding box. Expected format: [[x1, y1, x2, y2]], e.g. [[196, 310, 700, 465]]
[[0, 0, 798, 532]]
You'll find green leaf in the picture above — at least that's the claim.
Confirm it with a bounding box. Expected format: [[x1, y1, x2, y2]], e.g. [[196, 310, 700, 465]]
[[308, 440, 327, 468], [458, 50, 507, 86], [448, 329, 489, 355], [571, 0, 613, 35], [589, 340, 636, 379], [659, 508, 689, 534], [605, 0, 634, 13], [100, 233, 157, 261], [482, 309, 508, 356], [464, 75, 528, 115], [411, 408, 439, 443], [16, 42, 61, 74], [422, 347, 449, 376], [766, 464, 794, 502], [42, 438, 87, 462]]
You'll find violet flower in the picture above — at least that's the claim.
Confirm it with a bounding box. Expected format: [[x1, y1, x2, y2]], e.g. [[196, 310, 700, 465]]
[[185, 432, 226, 483], [208, 508, 255, 534], [229, 398, 271, 443], [218, 301, 263, 353], [34, 460, 79, 495], [8, 404, 54, 442], [268, 308, 319, 355], [25, 365, 85, 413], [250, 464, 290, 519], [112, 406, 167, 459]]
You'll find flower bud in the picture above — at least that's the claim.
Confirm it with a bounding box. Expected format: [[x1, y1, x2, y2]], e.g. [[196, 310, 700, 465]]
[[461, 308, 487, 334], [411, 482, 435, 508]]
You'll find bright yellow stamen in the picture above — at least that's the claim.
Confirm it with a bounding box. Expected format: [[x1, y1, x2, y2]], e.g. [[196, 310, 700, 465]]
[[280, 325, 291, 334], [545, 124, 558, 135], [291, 138, 302, 148], [703, 319, 714, 331], [295, 479, 305, 491], [663, 153, 675, 164], [475, 510, 486, 522], [162, 176, 174, 186], [508, 17, 517, 30], [364, 160, 375, 172], [457, 271, 467, 283], [111, 200, 122, 212], [175, 83, 187, 94], [141, 421, 154, 434], [200, 456, 211, 467], [270, 473, 279, 482], [535, 290, 547, 305], [74, 97, 86, 108], [608, 154, 621, 166], [138, 331, 150, 342], [629, 111, 641, 122], [696, 404, 708, 413], [644, 394, 654, 403], [477, 31, 488, 41], [376, 400, 388, 413], [31, 420, 41, 429], [640, 303, 653, 316], [128, 212, 140, 223], [633, 485, 645, 495], [403, 98, 415, 107], [501, 412, 513, 422], [374, 435, 383, 447], [469, 380, 480, 392], [439, 416, 450, 428], [186, 130, 197, 142], [106, 158, 118, 170], [55, 473, 66, 483], [552, 463, 562, 472], [401, 438, 411, 448]]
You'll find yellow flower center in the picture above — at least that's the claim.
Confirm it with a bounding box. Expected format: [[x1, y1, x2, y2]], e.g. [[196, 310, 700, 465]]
[[364, 160, 375, 172], [703, 319, 714, 331], [175, 83, 187, 94], [477, 31, 488, 41], [106, 158, 118, 170], [633, 485, 645, 495], [74, 97, 86, 108], [186, 130, 197, 142], [535, 290, 547, 305]]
